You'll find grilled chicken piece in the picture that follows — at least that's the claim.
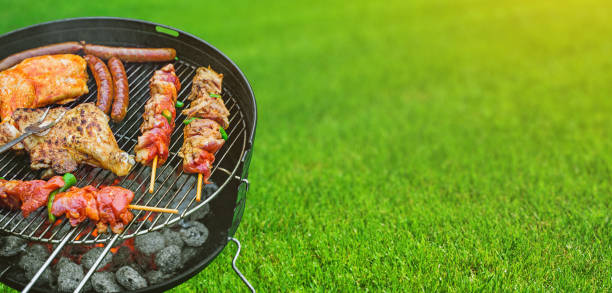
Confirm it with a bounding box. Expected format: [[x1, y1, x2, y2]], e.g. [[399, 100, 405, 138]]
[[179, 119, 225, 182], [134, 64, 181, 166], [182, 67, 229, 128], [95, 186, 134, 234], [0, 54, 89, 121], [52, 185, 134, 233], [0, 69, 36, 121], [0, 103, 135, 176], [179, 67, 229, 183], [0, 176, 64, 217], [51, 186, 100, 226]]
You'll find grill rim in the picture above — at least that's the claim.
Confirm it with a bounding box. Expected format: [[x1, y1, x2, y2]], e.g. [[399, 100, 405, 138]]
[[0, 17, 257, 293]]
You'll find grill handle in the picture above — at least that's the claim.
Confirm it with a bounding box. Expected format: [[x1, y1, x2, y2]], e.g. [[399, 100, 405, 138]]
[[228, 237, 255, 293]]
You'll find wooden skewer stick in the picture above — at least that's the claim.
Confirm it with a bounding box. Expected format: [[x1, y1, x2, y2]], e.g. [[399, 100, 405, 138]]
[[196, 173, 203, 202], [149, 156, 158, 194], [128, 204, 178, 214]]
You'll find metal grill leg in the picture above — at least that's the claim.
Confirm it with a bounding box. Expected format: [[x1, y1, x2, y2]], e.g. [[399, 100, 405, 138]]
[[228, 237, 255, 293]]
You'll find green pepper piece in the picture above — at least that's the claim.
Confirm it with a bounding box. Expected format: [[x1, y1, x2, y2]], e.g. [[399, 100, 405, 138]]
[[48, 173, 77, 222], [219, 126, 228, 141], [209, 93, 221, 99], [162, 109, 173, 124], [62, 173, 77, 188], [48, 190, 59, 222], [183, 117, 199, 125], [0, 177, 4, 180], [175, 101, 184, 108]]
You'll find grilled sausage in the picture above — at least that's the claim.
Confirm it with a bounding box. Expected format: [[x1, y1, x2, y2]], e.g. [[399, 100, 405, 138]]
[[83, 44, 176, 63], [84, 55, 114, 114], [0, 41, 83, 71], [108, 57, 130, 122]]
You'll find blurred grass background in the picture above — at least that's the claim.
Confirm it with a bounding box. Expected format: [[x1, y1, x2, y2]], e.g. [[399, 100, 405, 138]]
[[1, 0, 612, 291]]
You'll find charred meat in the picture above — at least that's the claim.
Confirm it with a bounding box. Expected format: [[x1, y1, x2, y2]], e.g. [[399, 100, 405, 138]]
[[0, 103, 135, 176]]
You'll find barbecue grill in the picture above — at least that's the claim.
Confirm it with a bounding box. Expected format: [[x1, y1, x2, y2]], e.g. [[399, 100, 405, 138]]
[[0, 17, 256, 292]]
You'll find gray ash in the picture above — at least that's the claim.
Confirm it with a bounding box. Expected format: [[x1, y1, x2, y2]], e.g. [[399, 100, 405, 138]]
[[115, 266, 147, 290], [56, 258, 91, 292], [145, 270, 172, 285], [6, 269, 28, 284], [0, 236, 27, 257], [81, 247, 112, 271], [188, 203, 210, 221], [179, 221, 209, 247], [155, 245, 182, 273], [24, 244, 49, 259], [1, 217, 211, 292], [204, 182, 219, 197], [91, 271, 122, 293], [111, 246, 133, 268], [134, 231, 165, 255], [162, 228, 184, 249], [181, 247, 199, 266], [18, 244, 53, 287]]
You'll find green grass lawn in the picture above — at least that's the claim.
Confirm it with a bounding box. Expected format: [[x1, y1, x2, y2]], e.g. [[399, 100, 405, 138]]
[[1, 0, 612, 291]]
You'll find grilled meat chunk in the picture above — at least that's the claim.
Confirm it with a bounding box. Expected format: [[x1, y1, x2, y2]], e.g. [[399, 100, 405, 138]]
[[179, 119, 225, 182], [0, 176, 64, 217], [134, 64, 181, 166], [182, 67, 229, 128], [53, 185, 134, 233], [0, 103, 135, 176], [95, 186, 134, 234], [51, 186, 99, 226], [0, 54, 89, 120]]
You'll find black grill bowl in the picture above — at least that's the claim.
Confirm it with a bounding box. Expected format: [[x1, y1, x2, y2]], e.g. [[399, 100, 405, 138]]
[[0, 17, 256, 292]]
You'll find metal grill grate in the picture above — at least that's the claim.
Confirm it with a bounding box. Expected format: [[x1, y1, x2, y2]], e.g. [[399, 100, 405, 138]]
[[0, 60, 248, 244]]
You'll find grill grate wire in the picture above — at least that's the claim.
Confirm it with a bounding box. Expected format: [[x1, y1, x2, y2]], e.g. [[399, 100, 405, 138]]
[[0, 59, 247, 245]]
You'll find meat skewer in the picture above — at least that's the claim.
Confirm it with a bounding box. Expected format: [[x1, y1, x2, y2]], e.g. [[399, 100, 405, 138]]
[[178, 67, 230, 201], [0, 177, 178, 234], [133, 64, 181, 193]]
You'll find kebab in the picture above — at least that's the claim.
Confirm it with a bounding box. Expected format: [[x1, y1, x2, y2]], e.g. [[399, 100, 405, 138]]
[[134, 64, 181, 193], [179, 67, 230, 201], [0, 175, 177, 234]]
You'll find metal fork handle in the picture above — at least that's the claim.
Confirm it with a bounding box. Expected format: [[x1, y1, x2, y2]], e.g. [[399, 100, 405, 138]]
[[229, 237, 256, 293], [0, 132, 31, 154]]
